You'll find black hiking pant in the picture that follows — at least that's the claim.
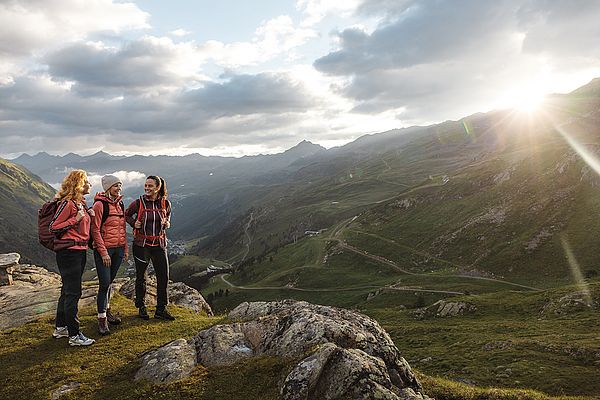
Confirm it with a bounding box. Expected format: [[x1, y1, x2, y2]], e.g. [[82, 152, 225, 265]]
[[55, 249, 86, 336], [132, 244, 169, 309]]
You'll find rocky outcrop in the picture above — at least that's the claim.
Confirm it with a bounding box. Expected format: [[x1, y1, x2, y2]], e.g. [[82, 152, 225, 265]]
[[0, 252, 211, 330], [136, 300, 431, 400], [119, 276, 213, 316], [282, 342, 430, 400], [540, 291, 598, 315], [0, 258, 97, 330], [412, 300, 476, 320]]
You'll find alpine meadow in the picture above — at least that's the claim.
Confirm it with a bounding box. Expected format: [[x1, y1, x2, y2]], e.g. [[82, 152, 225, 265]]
[[1, 1, 600, 400]]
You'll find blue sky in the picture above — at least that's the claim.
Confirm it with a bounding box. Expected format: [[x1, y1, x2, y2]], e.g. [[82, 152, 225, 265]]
[[139, 1, 301, 42], [1, 0, 600, 158]]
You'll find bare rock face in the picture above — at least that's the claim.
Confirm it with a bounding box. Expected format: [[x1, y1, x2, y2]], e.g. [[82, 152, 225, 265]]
[[0, 259, 96, 330], [413, 300, 476, 320], [135, 339, 197, 383], [139, 300, 430, 400], [281, 342, 430, 400], [119, 276, 213, 316], [11, 264, 62, 287]]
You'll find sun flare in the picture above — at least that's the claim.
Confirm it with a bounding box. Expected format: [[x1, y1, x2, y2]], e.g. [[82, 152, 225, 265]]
[[514, 92, 545, 113]]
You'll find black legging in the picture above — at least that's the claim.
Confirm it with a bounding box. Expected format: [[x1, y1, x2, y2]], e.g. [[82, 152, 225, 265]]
[[132, 244, 169, 308]]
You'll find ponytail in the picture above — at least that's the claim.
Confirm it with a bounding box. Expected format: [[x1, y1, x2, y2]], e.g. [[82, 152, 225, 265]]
[[158, 176, 167, 198]]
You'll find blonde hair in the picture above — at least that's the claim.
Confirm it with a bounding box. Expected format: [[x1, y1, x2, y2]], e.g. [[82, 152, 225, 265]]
[[57, 170, 88, 202]]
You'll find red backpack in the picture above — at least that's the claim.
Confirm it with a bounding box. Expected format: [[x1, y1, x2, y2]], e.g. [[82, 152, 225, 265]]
[[38, 199, 86, 251]]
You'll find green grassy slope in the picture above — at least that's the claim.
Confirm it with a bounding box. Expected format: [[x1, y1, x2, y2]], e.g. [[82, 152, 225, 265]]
[[195, 84, 600, 289], [0, 157, 56, 266], [1, 292, 597, 400]]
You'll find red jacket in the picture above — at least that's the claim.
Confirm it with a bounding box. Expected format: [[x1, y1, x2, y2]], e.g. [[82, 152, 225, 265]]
[[91, 192, 128, 257], [49, 199, 90, 251]]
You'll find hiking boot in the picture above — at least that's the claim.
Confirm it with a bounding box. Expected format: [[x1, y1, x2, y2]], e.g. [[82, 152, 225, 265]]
[[138, 306, 150, 320], [68, 332, 95, 346], [52, 326, 69, 339], [106, 308, 122, 325], [154, 307, 175, 321], [98, 317, 110, 336]]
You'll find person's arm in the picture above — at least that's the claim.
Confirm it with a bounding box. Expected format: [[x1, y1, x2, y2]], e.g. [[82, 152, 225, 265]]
[[91, 201, 108, 257], [163, 199, 171, 229], [125, 199, 139, 228], [122, 202, 129, 259], [49, 201, 79, 233]]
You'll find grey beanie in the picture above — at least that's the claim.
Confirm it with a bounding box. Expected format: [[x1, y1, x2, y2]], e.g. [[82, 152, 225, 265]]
[[101, 174, 122, 192]]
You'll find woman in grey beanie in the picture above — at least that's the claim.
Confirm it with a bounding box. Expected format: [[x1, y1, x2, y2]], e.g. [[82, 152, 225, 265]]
[[90, 174, 128, 335]]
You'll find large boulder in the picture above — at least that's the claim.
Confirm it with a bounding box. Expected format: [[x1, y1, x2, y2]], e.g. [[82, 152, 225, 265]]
[[135, 339, 197, 383], [136, 300, 431, 400], [119, 276, 213, 316], [282, 342, 431, 400]]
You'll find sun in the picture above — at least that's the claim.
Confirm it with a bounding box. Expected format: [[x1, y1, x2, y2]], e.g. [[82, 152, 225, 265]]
[[513, 91, 545, 113]]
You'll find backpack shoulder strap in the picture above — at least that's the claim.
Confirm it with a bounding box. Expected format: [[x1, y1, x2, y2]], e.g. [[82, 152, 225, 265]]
[[136, 196, 145, 221], [101, 200, 110, 227]]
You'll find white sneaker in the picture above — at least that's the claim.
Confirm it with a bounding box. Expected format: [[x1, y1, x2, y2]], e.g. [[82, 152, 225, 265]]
[[68, 332, 95, 346], [52, 326, 69, 339]]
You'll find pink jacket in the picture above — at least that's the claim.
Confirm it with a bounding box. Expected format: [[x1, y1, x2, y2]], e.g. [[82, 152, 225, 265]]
[[91, 192, 128, 257], [49, 199, 90, 251]]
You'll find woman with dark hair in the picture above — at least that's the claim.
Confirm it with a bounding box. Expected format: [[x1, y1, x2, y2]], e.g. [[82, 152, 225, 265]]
[[125, 175, 174, 321], [50, 169, 96, 346]]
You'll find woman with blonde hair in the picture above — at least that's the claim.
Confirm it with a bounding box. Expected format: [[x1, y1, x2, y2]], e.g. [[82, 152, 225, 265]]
[[49, 169, 96, 346]]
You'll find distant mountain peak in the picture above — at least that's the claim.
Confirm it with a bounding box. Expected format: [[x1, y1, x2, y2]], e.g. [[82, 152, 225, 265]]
[[284, 140, 326, 155]]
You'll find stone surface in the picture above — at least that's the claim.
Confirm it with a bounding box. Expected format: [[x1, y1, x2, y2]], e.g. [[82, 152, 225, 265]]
[[540, 291, 598, 315], [281, 342, 425, 400], [119, 276, 213, 316], [0, 262, 96, 330], [135, 339, 197, 383], [0, 253, 20, 267], [0, 253, 21, 285], [141, 300, 429, 399], [412, 300, 476, 319], [51, 382, 80, 400]]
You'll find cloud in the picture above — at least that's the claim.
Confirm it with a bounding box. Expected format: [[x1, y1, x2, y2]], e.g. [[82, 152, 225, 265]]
[[45, 37, 207, 95], [516, 1, 600, 58], [0, 70, 322, 155], [182, 72, 317, 115], [196, 15, 317, 67], [0, 0, 149, 78], [313, 0, 600, 117], [169, 28, 191, 37], [296, 0, 361, 26], [87, 170, 146, 189]]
